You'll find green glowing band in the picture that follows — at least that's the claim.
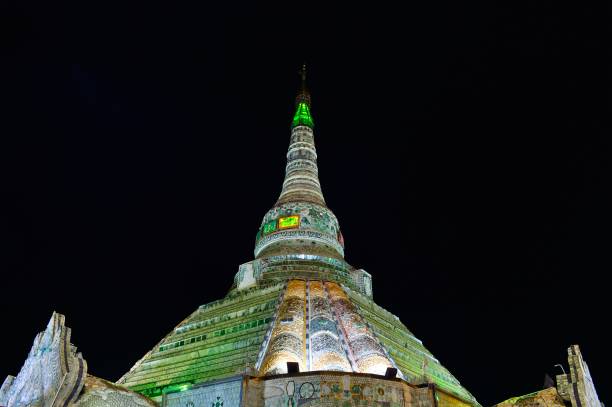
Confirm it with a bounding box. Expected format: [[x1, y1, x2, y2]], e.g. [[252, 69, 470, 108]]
[[292, 102, 314, 128]]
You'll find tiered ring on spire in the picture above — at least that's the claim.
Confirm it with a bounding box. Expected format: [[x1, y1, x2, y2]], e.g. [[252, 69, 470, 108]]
[[254, 65, 345, 260]]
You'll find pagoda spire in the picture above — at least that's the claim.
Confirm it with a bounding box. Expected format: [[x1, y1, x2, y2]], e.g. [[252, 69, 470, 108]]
[[291, 64, 314, 128], [277, 65, 325, 206], [254, 66, 344, 260]]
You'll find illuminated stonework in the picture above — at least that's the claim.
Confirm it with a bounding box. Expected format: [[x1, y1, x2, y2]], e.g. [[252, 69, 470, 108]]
[[113, 68, 481, 406], [259, 280, 307, 374], [3, 67, 600, 407], [326, 282, 395, 376], [309, 281, 352, 372], [277, 125, 323, 205], [257, 279, 396, 376]]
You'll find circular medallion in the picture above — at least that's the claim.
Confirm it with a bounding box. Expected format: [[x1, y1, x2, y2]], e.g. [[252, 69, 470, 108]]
[[299, 382, 315, 399]]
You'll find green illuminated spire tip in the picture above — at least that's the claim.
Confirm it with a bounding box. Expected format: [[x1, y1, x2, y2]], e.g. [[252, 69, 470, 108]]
[[292, 101, 314, 128], [292, 64, 314, 128]]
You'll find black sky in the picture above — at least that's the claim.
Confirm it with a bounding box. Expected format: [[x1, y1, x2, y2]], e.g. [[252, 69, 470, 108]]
[[0, 1, 608, 405]]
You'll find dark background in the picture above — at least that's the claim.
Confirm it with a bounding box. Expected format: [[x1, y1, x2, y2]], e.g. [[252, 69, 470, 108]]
[[1, 1, 608, 405]]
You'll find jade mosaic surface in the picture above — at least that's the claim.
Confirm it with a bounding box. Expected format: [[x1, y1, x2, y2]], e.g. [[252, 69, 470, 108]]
[[117, 284, 285, 398]]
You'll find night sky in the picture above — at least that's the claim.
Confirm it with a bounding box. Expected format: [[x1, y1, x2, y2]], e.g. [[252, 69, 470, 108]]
[[1, 1, 608, 405]]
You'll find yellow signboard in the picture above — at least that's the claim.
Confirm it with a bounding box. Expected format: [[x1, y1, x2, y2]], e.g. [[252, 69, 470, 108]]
[[278, 215, 300, 229]]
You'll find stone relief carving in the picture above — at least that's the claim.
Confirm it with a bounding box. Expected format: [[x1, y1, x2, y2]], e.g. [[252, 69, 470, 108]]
[[0, 313, 156, 407], [0, 312, 87, 407]]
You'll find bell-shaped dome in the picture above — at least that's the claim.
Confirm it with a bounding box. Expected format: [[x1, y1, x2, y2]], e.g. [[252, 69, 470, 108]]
[[255, 201, 344, 259]]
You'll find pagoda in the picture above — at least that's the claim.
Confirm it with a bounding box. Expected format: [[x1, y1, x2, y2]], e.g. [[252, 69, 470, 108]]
[[2, 67, 603, 407], [115, 66, 480, 407]]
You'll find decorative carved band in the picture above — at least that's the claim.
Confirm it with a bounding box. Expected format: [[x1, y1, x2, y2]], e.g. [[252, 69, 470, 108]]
[[254, 229, 344, 258]]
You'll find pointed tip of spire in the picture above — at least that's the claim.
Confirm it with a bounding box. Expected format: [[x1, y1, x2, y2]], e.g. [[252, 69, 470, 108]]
[[299, 63, 307, 86], [295, 63, 311, 107]]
